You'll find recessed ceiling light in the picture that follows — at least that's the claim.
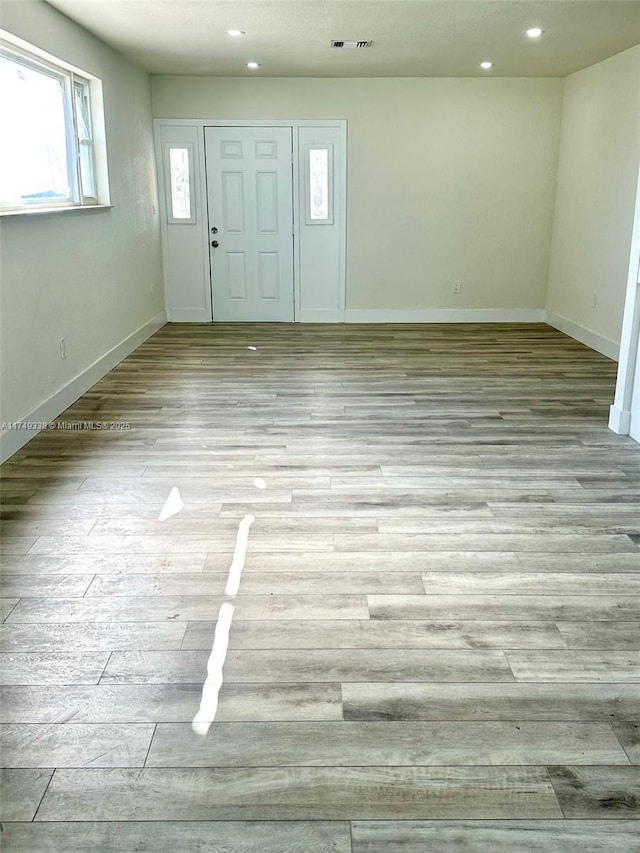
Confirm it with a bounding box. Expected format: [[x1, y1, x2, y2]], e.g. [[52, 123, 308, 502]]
[[526, 27, 544, 39], [246, 61, 261, 69], [480, 61, 493, 70], [226, 29, 245, 37]]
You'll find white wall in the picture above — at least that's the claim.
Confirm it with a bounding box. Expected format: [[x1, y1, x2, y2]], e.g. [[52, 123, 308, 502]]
[[0, 0, 164, 458], [546, 45, 640, 358], [152, 76, 563, 316]]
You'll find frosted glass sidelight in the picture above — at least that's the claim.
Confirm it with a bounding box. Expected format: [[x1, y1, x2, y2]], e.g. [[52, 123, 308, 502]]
[[169, 147, 192, 220], [309, 148, 329, 221]]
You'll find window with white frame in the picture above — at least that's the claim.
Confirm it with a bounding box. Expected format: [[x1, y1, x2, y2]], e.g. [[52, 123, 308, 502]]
[[0, 36, 105, 212], [305, 144, 333, 225], [164, 143, 195, 223]]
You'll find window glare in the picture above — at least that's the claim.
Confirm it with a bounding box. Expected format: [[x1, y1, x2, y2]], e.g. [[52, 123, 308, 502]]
[[0, 56, 71, 205], [0, 40, 101, 212]]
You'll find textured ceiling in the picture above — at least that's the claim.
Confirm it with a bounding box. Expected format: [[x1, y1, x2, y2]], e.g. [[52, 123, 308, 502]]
[[43, 0, 640, 77]]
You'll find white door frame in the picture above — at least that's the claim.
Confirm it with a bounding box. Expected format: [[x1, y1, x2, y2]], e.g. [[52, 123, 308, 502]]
[[154, 118, 347, 323], [204, 125, 295, 322], [609, 163, 640, 442]]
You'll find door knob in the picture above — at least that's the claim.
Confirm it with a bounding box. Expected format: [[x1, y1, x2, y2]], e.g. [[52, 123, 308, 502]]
[[211, 240, 219, 248]]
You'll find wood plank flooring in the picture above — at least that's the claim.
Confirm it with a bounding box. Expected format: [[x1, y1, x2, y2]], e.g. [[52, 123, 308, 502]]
[[1, 322, 639, 851]]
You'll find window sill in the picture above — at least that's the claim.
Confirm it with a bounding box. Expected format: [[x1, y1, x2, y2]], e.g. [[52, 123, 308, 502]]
[[0, 204, 112, 218]]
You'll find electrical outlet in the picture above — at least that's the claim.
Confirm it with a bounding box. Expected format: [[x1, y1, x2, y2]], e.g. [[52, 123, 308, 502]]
[[452, 280, 462, 294], [592, 294, 598, 309], [59, 338, 67, 359]]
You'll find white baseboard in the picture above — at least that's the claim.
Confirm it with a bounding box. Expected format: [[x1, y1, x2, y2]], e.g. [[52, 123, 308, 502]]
[[297, 309, 345, 323], [609, 404, 631, 434], [544, 310, 619, 361], [0, 311, 167, 463], [168, 308, 211, 322], [344, 308, 546, 323]]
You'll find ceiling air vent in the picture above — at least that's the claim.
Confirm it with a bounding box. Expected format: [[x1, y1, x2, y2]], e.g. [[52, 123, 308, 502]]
[[331, 40, 372, 49]]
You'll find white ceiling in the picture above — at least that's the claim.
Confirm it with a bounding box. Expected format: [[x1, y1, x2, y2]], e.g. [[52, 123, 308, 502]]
[[44, 0, 640, 77]]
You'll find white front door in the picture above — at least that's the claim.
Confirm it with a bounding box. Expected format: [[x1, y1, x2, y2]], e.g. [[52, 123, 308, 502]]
[[204, 126, 294, 321]]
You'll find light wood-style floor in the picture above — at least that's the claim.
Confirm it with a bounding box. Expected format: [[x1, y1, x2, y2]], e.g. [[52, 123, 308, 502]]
[[1, 322, 639, 852]]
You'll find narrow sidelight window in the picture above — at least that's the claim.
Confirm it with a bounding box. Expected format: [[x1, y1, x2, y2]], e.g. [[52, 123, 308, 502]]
[[306, 145, 333, 225], [165, 143, 196, 224]]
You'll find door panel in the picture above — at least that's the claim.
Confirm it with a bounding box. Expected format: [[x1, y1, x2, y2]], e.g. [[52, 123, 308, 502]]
[[226, 253, 247, 301], [256, 172, 278, 233], [259, 253, 280, 300], [222, 172, 245, 233], [156, 124, 212, 322], [296, 126, 346, 322], [205, 127, 294, 321]]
